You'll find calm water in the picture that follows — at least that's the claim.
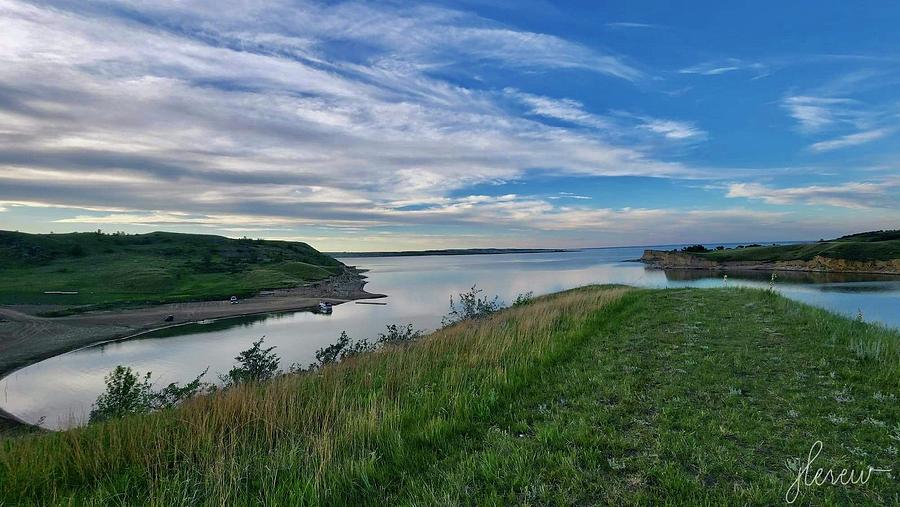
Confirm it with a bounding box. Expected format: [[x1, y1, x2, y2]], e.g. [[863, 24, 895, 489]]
[[3, 246, 899, 429]]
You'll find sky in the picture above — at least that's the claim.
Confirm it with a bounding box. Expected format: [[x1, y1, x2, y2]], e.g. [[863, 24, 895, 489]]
[[1, 0, 898, 251]]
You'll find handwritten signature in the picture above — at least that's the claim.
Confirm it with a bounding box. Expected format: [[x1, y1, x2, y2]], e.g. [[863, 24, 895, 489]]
[[786, 440, 892, 503]]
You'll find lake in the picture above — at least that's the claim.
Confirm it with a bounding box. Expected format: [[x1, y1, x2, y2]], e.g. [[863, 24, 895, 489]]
[[2, 246, 899, 429]]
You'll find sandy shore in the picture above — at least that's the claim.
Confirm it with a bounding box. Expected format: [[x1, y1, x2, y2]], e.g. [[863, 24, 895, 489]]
[[0, 268, 383, 430]]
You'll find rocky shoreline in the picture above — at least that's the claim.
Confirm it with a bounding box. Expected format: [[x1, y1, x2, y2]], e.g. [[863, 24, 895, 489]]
[[640, 250, 900, 275]]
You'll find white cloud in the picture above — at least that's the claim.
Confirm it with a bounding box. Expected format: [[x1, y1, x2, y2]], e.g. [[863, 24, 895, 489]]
[[809, 128, 891, 152], [506, 89, 611, 129], [507, 91, 706, 143], [638, 118, 706, 141], [781, 96, 859, 132], [606, 22, 656, 29], [4, 0, 887, 249], [679, 58, 765, 77], [726, 180, 898, 209], [0, 0, 711, 236]]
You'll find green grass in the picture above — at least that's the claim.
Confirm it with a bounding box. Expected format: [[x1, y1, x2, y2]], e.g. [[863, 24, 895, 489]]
[[696, 230, 900, 262], [1, 287, 897, 505], [0, 231, 344, 307]]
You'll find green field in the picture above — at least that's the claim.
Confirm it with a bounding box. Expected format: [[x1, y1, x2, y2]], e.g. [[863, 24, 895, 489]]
[[0, 231, 344, 307], [1, 286, 897, 505], [696, 230, 900, 262]]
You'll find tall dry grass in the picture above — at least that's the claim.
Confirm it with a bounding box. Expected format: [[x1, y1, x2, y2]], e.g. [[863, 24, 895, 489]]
[[0, 286, 631, 505]]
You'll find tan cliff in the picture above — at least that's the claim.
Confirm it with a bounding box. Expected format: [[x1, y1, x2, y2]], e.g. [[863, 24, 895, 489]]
[[640, 250, 900, 275]]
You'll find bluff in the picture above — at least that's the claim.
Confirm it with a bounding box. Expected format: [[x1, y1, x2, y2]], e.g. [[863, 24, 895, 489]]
[[640, 250, 900, 275]]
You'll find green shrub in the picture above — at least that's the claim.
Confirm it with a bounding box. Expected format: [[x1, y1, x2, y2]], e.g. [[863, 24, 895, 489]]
[[220, 337, 281, 385], [442, 285, 503, 326], [90, 366, 208, 423]]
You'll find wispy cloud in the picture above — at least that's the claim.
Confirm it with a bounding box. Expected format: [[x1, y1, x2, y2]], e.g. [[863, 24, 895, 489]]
[[809, 128, 891, 152], [548, 192, 592, 200], [606, 22, 656, 29], [503, 91, 707, 144], [781, 96, 859, 132], [726, 180, 899, 209], [0, 0, 700, 238], [678, 58, 766, 77], [637, 118, 706, 141], [2, 0, 896, 248], [506, 89, 612, 129], [782, 87, 896, 152]]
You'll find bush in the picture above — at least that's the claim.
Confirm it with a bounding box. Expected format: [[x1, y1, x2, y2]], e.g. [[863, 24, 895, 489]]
[[299, 324, 424, 372], [339, 337, 377, 360], [442, 285, 503, 326], [154, 369, 209, 408], [306, 331, 379, 370], [513, 291, 534, 307], [89, 366, 154, 423], [681, 244, 709, 253], [309, 331, 352, 370], [220, 337, 281, 385], [377, 323, 423, 345], [90, 366, 208, 423]]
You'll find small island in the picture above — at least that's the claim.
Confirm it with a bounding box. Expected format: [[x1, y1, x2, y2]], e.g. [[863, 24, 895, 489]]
[[641, 230, 900, 274]]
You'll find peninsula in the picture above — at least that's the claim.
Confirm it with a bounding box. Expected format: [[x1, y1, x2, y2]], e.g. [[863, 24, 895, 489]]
[[641, 230, 900, 274], [0, 231, 382, 380]]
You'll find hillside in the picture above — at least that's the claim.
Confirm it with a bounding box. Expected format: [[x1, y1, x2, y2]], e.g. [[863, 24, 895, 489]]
[[1, 287, 896, 504], [0, 231, 345, 307], [697, 230, 900, 262]]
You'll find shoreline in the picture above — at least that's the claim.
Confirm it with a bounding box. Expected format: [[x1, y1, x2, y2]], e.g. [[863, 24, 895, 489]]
[[644, 263, 900, 276], [0, 268, 384, 430], [640, 250, 900, 275]]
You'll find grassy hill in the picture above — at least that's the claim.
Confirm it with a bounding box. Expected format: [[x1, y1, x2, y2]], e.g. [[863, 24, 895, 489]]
[[0, 231, 345, 307], [1, 287, 896, 504], [697, 230, 900, 262]]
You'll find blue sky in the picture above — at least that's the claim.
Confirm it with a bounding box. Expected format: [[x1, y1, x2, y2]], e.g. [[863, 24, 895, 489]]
[[0, 0, 898, 250]]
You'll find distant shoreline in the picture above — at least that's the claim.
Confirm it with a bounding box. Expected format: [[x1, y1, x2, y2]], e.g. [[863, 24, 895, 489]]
[[331, 248, 574, 258]]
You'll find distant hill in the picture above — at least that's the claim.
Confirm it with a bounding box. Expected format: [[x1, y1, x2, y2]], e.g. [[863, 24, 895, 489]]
[[696, 230, 900, 262], [833, 230, 900, 242], [331, 248, 571, 258], [0, 231, 344, 307]]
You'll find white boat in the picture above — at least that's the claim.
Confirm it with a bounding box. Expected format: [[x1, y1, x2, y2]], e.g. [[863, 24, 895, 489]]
[[317, 301, 333, 313]]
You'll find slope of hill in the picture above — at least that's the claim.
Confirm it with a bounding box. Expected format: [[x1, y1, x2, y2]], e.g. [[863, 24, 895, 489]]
[[0, 287, 896, 504], [0, 231, 346, 307]]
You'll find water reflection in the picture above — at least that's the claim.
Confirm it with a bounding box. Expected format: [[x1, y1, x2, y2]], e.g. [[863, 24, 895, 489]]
[[662, 268, 898, 285], [2, 247, 898, 429]]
